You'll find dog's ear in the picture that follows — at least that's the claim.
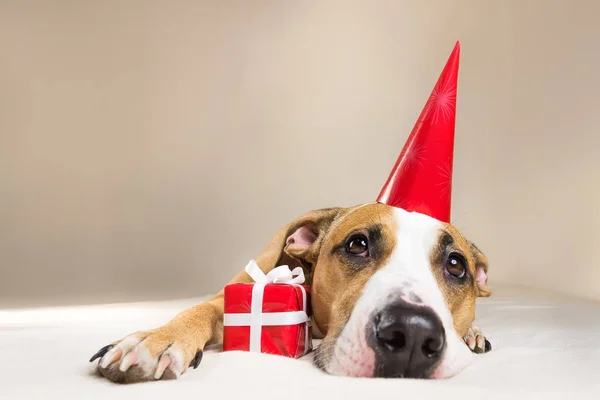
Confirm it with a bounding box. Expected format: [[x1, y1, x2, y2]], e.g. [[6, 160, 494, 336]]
[[283, 208, 343, 265], [254, 208, 342, 276], [470, 242, 492, 297]]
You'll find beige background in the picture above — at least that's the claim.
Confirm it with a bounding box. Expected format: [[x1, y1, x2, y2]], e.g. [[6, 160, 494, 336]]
[[1, 0, 599, 308]]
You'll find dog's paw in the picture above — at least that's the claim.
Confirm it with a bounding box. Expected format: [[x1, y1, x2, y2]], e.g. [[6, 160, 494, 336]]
[[463, 326, 492, 354], [89, 329, 203, 384]]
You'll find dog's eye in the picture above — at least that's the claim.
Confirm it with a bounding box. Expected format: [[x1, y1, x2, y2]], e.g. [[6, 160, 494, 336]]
[[345, 235, 369, 257], [446, 253, 466, 278]]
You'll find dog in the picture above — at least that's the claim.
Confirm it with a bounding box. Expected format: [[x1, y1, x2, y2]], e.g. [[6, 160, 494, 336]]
[[89, 203, 491, 382], [89, 41, 492, 382]]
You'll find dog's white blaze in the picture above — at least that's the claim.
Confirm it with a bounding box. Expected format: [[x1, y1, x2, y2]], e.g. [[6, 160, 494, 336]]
[[327, 207, 473, 378]]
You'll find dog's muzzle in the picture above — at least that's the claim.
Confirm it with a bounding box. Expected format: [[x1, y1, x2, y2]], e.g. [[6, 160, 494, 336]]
[[367, 301, 446, 378]]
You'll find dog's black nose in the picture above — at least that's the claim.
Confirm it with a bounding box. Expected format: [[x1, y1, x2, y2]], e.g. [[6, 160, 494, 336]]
[[369, 302, 446, 378]]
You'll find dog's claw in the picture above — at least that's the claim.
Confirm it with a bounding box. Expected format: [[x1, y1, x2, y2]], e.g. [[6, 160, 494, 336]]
[[190, 350, 203, 369], [484, 339, 492, 353], [89, 344, 114, 363]]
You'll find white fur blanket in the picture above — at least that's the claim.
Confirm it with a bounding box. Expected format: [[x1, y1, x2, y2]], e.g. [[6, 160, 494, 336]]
[[2, 284, 599, 399]]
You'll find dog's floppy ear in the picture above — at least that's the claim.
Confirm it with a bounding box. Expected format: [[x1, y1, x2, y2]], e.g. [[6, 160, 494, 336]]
[[470, 242, 492, 297], [283, 208, 343, 266], [253, 207, 342, 278]]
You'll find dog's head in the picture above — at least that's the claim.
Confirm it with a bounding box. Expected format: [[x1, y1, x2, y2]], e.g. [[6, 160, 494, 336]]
[[264, 202, 491, 379]]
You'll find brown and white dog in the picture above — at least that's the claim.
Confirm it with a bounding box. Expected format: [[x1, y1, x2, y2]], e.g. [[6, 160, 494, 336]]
[[89, 203, 491, 382], [89, 41, 492, 383]]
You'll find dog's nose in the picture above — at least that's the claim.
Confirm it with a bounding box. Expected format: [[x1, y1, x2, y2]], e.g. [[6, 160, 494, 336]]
[[371, 303, 445, 378]]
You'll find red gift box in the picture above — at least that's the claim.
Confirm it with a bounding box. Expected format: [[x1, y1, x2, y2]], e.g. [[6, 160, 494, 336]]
[[222, 260, 312, 358]]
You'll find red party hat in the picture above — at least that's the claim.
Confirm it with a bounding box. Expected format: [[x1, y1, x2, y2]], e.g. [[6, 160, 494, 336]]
[[376, 41, 460, 223]]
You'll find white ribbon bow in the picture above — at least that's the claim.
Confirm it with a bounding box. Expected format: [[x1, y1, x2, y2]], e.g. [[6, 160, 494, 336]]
[[245, 260, 306, 285], [223, 260, 311, 355]]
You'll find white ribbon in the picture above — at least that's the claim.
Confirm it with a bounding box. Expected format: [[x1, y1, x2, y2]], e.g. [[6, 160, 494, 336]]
[[223, 260, 311, 356]]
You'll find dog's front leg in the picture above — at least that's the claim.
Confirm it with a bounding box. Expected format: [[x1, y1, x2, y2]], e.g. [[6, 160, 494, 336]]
[[89, 257, 285, 383], [89, 288, 227, 383]]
